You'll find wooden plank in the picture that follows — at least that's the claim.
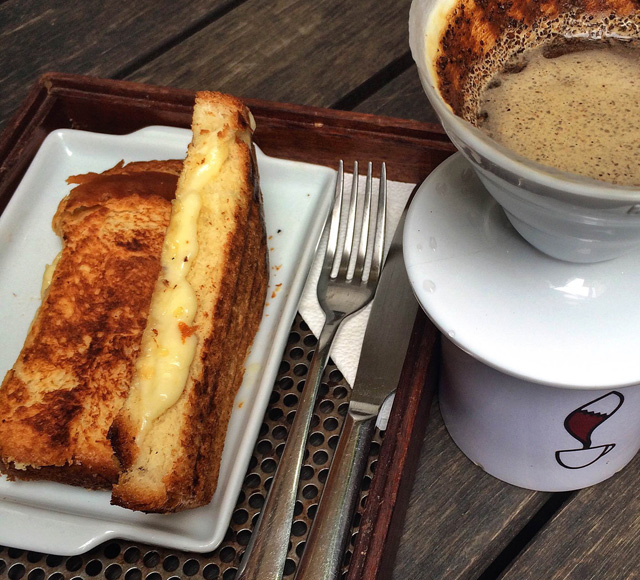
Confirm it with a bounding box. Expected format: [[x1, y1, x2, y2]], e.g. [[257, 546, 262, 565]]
[[125, 0, 413, 108], [0, 0, 236, 126], [387, 398, 551, 580], [355, 65, 440, 124], [500, 450, 640, 580]]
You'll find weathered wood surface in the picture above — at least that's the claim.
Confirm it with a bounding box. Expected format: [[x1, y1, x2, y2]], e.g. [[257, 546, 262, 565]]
[[0, 0, 415, 129], [0, 2, 638, 579], [388, 399, 550, 580], [500, 451, 640, 580], [355, 66, 440, 124], [0, 0, 235, 126], [124, 0, 413, 108]]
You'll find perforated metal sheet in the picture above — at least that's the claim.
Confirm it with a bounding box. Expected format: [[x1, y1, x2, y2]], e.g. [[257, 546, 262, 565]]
[[0, 313, 383, 580]]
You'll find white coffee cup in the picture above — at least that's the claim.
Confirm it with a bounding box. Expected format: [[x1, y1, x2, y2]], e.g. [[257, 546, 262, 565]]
[[409, 0, 640, 263]]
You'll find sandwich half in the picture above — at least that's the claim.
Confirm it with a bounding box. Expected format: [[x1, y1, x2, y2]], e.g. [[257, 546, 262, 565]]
[[109, 92, 268, 513], [0, 159, 180, 487]]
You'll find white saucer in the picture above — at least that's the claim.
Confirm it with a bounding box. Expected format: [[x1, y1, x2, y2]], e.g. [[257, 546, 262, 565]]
[[404, 153, 640, 389]]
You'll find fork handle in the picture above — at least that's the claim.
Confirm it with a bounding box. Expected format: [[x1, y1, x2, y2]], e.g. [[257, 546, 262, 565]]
[[236, 317, 342, 580], [294, 411, 376, 580]]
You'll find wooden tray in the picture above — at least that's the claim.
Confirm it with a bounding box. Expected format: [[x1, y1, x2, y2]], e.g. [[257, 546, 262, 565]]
[[0, 73, 455, 580]]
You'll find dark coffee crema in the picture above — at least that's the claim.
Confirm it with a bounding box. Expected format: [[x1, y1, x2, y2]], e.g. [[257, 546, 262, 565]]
[[433, 0, 640, 119], [432, 0, 640, 185], [477, 38, 640, 185]]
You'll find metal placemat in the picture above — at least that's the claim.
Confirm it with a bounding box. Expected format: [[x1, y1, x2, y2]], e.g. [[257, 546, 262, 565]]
[[0, 313, 382, 580]]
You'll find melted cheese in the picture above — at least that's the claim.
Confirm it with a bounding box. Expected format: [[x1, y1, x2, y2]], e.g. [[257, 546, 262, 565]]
[[41, 251, 62, 298], [135, 132, 230, 432]]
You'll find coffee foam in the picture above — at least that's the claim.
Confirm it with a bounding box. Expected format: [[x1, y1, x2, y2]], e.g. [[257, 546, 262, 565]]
[[428, 0, 640, 123]]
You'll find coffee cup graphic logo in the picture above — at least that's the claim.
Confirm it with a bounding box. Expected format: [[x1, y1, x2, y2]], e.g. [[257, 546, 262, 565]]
[[556, 391, 624, 470]]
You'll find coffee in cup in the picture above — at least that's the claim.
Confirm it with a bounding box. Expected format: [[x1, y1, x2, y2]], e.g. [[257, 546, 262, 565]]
[[477, 38, 640, 186], [410, 0, 640, 263], [428, 0, 640, 186]]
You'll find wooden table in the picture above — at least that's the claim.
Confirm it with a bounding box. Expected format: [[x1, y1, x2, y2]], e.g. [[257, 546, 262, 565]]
[[1, 3, 639, 580]]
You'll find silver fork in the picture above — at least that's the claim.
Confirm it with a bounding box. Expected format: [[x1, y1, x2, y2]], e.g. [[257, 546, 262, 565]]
[[235, 161, 387, 580]]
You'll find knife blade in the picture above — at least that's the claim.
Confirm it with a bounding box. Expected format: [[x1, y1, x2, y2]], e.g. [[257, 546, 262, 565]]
[[294, 208, 419, 580]]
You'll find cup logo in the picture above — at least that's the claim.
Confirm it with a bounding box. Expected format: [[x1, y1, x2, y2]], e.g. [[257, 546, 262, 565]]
[[555, 391, 624, 470]]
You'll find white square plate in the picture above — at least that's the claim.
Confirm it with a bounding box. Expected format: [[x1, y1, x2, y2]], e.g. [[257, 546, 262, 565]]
[[0, 126, 335, 555]]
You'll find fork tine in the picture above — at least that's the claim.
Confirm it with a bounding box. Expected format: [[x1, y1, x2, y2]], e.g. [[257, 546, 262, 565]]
[[321, 160, 344, 281], [368, 162, 387, 285], [337, 162, 359, 278], [353, 162, 373, 280]]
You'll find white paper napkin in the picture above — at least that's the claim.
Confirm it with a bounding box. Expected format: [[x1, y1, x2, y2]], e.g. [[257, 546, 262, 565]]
[[297, 173, 416, 428]]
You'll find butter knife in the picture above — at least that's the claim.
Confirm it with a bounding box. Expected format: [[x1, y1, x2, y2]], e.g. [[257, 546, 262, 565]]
[[294, 208, 418, 580]]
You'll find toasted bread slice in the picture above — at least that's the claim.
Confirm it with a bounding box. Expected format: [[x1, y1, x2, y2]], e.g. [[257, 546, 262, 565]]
[[110, 92, 268, 513], [0, 160, 181, 488]]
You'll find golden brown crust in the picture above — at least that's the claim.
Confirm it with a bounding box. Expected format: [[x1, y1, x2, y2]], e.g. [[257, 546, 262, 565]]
[[110, 197, 266, 512], [192, 198, 268, 504], [110, 92, 268, 513], [0, 93, 267, 513], [0, 160, 180, 487]]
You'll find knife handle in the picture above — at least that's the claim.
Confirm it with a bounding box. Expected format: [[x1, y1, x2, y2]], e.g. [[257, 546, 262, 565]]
[[295, 411, 377, 580]]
